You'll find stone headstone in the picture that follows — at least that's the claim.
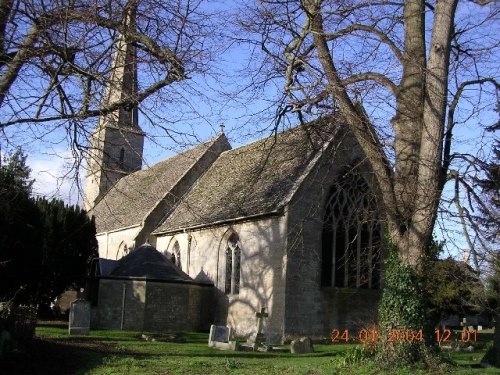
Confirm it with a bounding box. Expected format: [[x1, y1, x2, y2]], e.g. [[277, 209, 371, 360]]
[[69, 299, 91, 335], [290, 337, 314, 354], [213, 325, 231, 343], [208, 325, 237, 350]]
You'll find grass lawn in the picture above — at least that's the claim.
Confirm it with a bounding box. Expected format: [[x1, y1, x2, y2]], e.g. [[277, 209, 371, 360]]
[[0, 322, 497, 375]]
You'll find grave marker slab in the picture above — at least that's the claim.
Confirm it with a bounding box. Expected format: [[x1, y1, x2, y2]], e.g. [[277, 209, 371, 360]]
[[208, 325, 238, 350], [69, 299, 91, 335]]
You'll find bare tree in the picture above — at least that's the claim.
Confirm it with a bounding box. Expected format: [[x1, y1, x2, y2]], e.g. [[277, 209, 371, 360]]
[[237, 0, 499, 363], [0, 0, 216, 170]]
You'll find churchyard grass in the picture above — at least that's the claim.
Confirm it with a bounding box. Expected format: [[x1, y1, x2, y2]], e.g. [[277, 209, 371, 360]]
[[0, 322, 495, 375]]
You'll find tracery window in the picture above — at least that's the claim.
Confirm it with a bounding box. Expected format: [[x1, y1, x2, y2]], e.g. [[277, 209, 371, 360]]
[[321, 169, 382, 289], [225, 233, 241, 295]]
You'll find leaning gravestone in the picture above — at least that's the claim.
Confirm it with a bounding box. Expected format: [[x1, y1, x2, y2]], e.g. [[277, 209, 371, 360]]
[[69, 299, 91, 335], [208, 325, 238, 350], [213, 325, 231, 343]]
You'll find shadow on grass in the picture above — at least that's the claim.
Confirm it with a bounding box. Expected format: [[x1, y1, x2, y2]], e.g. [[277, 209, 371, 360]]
[[1, 333, 345, 375], [0, 337, 126, 375]]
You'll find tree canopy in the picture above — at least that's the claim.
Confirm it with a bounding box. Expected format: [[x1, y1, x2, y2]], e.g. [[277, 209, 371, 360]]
[[0, 149, 97, 308]]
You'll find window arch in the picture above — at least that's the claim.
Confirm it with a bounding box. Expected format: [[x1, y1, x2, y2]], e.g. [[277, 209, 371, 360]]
[[225, 232, 241, 295], [170, 240, 181, 270], [117, 241, 128, 260], [321, 169, 382, 289]]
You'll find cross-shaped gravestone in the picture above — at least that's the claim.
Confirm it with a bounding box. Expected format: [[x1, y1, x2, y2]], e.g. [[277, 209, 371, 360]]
[[250, 307, 268, 346], [256, 307, 268, 335]]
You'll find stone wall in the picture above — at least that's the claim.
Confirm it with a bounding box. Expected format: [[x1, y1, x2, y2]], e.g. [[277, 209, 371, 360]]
[[95, 279, 145, 330], [95, 278, 213, 332], [283, 132, 382, 338], [96, 226, 141, 260], [154, 215, 288, 343]]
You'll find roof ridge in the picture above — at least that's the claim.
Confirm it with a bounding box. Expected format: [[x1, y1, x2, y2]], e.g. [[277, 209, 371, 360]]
[[139, 133, 230, 229], [218, 116, 336, 158], [151, 133, 232, 232]]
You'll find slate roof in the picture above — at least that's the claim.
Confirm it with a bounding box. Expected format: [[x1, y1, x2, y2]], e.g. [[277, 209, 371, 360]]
[[107, 243, 207, 283], [154, 117, 340, 234], [91, 135, 228, 233]]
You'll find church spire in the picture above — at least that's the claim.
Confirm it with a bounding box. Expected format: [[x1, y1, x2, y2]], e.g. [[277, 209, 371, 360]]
[[84, 2, 145, 211], [100, 1, 140, 130]]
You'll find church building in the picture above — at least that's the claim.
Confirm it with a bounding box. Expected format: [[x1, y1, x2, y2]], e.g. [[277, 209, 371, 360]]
[[85, 10, 384, 343]]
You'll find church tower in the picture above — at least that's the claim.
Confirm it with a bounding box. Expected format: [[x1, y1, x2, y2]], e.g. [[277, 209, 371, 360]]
[[84, 3, 144, 211]]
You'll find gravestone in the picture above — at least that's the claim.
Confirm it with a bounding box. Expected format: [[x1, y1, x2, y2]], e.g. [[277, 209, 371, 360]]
[[208, 325, 237, 350], [69, 299, 91, 335], [247, 307, 268, 348], [291, 337, 314, 354], [212, 325, 231, 343]]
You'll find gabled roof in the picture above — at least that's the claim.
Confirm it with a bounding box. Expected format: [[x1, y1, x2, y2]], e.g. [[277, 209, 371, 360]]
[[154, 117, 340, 234], [91, 134, 230, 233], [106, 243, 207, 283]]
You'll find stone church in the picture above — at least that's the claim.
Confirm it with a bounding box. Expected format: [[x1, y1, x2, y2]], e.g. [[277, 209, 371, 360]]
[[84, 13, 384, 343]]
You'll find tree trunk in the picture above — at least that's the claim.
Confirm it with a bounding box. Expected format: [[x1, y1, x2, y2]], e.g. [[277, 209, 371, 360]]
[[304, 0, 459, 364]]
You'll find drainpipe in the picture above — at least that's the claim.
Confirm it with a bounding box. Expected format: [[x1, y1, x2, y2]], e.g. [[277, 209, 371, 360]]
[[120, 282, 126, 330], [187, 233, 192, 275]]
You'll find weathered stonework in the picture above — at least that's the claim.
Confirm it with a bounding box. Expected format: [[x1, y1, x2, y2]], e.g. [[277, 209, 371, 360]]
[[154, 215, 288, 343], [94, 279, 213, 332]]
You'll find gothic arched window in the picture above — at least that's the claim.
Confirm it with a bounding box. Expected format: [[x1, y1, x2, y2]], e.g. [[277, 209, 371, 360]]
[[225, 232, 241, 295], [171, 240, 181, 270], [321, 169, 382, 289], [117, 241, 128, 260]]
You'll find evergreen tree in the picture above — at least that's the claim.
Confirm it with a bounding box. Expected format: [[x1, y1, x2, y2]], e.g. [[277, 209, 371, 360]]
[[0, 149, 41, 304], [35, 197, 98, 309], [0, 150, 98, 311]]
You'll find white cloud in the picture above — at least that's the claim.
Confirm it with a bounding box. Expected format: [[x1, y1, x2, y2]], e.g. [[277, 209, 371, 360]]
[[29, 151, 83, 205]]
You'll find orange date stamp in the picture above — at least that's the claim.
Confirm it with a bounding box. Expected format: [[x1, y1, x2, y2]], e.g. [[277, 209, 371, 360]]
[[331, 328, 478, 344]]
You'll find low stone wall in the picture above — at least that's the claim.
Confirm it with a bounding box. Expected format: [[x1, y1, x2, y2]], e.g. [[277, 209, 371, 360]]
[[95, 278, 213, 332]]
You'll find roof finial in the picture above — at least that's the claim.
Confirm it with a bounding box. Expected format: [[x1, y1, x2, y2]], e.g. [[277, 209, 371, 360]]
[[219, 123, 225, 134]]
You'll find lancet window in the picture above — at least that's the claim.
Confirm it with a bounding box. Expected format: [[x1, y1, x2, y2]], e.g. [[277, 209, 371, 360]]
[[170, 240, 181, 270], [225, 232, 241, 295]]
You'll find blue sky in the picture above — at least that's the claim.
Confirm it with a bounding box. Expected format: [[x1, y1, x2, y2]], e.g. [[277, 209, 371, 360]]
[[1, 0, 498, 262]]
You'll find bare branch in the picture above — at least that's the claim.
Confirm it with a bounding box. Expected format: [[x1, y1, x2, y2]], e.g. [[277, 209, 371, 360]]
[[324, 23, 403, 62], [341, 72, 398, 95]]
